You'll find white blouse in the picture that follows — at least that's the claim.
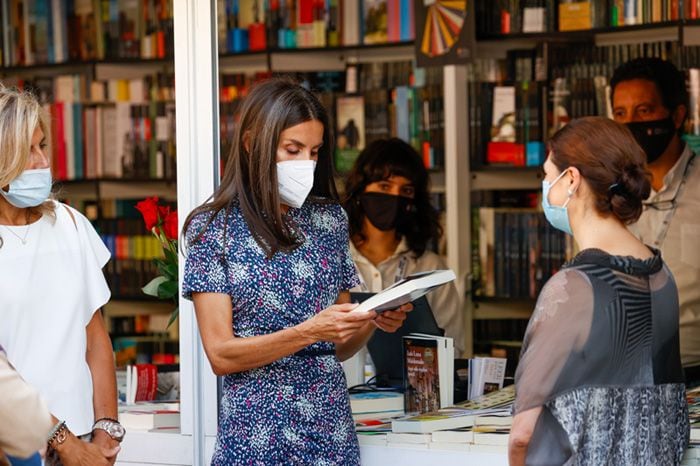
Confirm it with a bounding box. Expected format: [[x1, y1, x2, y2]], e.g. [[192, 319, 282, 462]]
[[0, 201, 110, 435]]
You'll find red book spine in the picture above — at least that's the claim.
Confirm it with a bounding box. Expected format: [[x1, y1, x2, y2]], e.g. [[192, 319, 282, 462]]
[[298, 0, 313, 24], [53, 102, 67, 180]]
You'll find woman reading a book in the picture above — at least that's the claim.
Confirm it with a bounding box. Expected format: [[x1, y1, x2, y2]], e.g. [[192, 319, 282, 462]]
[[509, 117, 688, 466], [182, 78, 410, 465], [343, 138, 464, 356], [0, 88, 122, 466]]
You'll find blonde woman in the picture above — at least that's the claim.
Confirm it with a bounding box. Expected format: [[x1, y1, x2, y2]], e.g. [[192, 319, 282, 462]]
[[0, 88, 122, 466]]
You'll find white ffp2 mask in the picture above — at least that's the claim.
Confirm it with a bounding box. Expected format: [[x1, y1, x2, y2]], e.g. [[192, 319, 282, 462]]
[[276, 160, 316, 209]]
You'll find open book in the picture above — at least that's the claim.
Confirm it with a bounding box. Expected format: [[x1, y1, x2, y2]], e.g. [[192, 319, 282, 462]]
[[351, 269, 456, 314]]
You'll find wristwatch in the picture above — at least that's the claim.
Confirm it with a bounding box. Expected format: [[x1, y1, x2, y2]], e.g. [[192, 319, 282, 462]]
[[92, 418, 126, 443]]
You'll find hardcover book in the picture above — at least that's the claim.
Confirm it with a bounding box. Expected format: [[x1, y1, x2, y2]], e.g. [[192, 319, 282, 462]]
[[351, 269, 456, 314]]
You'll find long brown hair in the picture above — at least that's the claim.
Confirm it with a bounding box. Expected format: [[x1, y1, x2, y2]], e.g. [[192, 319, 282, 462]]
[[182, 77, 338, 257], [548, 116, 651, 224]]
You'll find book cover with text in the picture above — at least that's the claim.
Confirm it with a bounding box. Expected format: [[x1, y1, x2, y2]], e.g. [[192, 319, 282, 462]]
[[403, 337, 440, 414]]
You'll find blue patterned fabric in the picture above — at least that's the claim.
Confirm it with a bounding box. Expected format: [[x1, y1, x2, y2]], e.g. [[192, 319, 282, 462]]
[[183, 199, 361, 466]]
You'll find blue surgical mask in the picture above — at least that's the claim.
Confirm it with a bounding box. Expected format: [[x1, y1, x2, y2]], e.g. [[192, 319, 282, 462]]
[[542, 169, 575, 236], [0, 168, 52, 208]]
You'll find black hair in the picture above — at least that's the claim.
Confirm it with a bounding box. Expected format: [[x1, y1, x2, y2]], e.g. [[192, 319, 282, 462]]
[[610, 57, 688, 120], [343, 137, 441, 257]]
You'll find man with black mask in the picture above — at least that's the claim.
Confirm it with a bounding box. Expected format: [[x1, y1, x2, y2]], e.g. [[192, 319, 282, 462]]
[[611, 57, 700, 386]]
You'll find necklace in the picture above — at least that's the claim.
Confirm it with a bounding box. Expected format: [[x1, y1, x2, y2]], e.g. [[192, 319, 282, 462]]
[[2, 223, 31, 244], [0, 210, 33, 245]]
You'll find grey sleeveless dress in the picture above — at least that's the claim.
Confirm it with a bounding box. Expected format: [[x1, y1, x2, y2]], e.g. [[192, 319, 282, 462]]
[[514, 248, 689, 465]]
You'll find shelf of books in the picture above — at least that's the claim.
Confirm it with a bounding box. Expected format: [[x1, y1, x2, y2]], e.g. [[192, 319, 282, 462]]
[[0, 2, 182, 450], [463, 0, 700, 377]]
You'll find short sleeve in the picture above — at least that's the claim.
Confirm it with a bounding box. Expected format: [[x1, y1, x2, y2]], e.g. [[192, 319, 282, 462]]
[[513, 268, 594, 414], [65, 204, 111, 323], [335, 207, 360, 291], [182, 210, 231, 299]]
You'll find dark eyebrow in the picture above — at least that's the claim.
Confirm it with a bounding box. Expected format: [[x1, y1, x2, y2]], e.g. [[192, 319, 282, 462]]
[[286, 138, 323, 149]]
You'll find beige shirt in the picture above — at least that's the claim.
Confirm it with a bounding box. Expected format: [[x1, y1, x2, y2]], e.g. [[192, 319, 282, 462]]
[[630, 145, 700, 367], [0, 347, 53, 459], [350, 239, 466, 356]]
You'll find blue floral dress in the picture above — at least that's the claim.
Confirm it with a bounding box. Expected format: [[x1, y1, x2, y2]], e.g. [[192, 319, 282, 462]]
[[183, 199, 361, 466]]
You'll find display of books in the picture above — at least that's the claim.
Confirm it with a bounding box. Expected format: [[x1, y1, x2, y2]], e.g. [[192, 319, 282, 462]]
[[391, 406, 478, 434], [468, 357, 507, 400], [391, 385, 515, 433], [118, 401, 180, 430], [351, 269, 456, 314], [350, 391, 404, 418]]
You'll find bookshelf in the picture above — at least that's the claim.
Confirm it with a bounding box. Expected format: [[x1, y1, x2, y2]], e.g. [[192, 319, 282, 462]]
[[462, 2, 700, 371]]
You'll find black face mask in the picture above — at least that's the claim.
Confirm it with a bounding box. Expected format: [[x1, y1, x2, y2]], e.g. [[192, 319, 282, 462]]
[[359, 192, 413, 231], [626, 117, 677, 164]]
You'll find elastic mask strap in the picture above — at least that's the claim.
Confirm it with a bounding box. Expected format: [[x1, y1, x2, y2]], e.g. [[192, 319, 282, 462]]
[[552, 169, 575, 208]]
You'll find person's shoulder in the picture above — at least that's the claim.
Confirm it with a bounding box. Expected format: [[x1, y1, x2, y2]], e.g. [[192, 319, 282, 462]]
[[185, 205, 234, 244], [539, 268, 592, 302], [531, 268, 592, 323], [412, 250, 446, 268], [305, 198, 346, 219], [55, 201, 90, 228]]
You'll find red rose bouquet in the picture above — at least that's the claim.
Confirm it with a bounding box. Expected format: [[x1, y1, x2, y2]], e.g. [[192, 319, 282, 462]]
[[135, 196, 179, 327]]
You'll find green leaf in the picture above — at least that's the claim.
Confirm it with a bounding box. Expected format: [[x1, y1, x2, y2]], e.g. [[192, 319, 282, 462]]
[[167, 306, 179, 329], [157, 280, 178, 300], [142, 276, 168, 297], [160, 263, 178, 281], [163, 248, 178, 265]]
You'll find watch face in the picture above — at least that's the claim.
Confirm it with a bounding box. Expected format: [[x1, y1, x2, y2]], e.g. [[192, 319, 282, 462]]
[[96, 420, 125, 441], [108, 423, 126, 439]]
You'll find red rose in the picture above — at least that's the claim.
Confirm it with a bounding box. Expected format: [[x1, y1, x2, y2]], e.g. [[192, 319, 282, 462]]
[[157, 205, 171, 222], [163, 210, 178, 240], [135, 197, 160, 230]]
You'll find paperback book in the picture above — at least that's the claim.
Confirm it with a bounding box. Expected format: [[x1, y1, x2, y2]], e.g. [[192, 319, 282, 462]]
[[402, 333, 454, 413]]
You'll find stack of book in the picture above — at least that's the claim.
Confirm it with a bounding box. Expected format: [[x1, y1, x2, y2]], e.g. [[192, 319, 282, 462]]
[[350, 391, 404, 420], [118, 401, 180, 431]]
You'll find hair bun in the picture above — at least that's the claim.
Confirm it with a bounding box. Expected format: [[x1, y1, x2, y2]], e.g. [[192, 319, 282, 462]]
[[609, 164, 651, 224]]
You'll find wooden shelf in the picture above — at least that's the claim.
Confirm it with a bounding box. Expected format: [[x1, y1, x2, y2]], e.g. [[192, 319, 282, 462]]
[[0, 57, 173, 75], [470, 168, 542, 191], [472, 298, 534, 320], [474, 21, 683, 57], [54, 179, 177, 201], [104, 300, 178, 340], [477, 20, 681, 43], [219, 42, 415, 72], [104, 300, 174, 318]]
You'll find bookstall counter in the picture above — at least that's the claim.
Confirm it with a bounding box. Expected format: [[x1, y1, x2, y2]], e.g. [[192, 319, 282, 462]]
[[115, 430, 193, 466], [360, 444, 508, 465], [360, 445, 700, 466]]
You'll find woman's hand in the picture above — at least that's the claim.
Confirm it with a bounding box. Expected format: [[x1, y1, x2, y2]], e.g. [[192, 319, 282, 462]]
[[91, 429, 120, 465], [373, 303, 413, 333], [298, 303, 377, 344], [55, 432, 119, 466]]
